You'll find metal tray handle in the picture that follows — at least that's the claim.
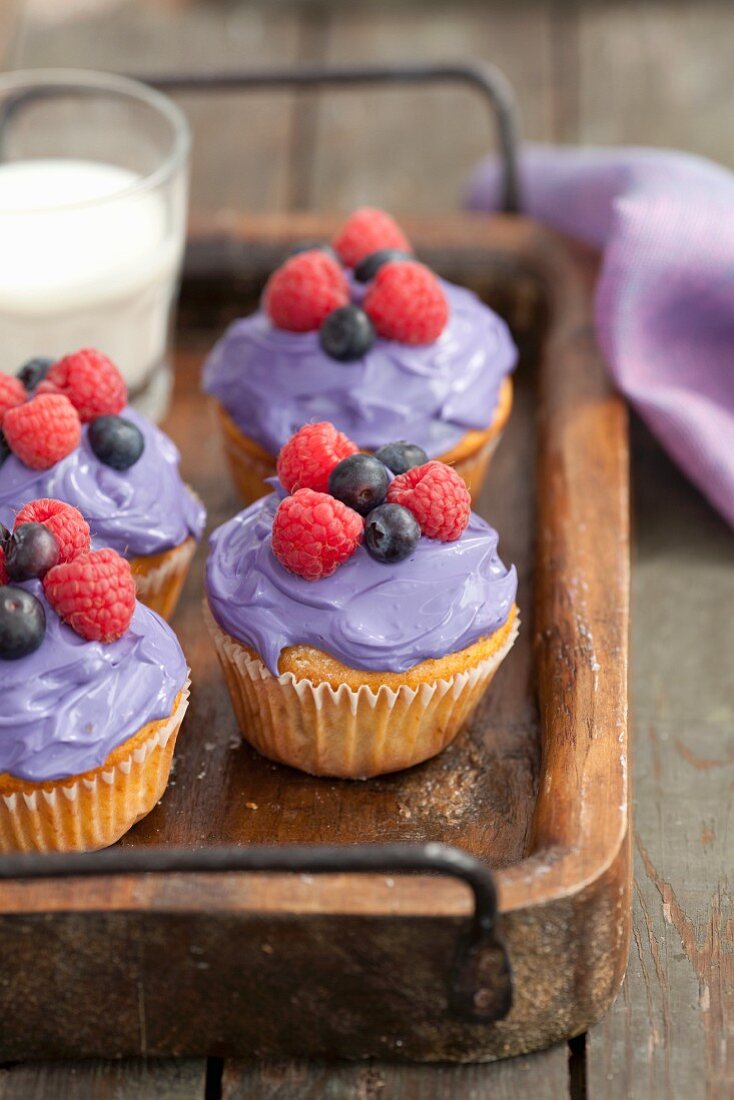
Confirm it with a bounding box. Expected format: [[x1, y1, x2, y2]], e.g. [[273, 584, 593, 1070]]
[[145, 61, 522, 213], [0, 841, 512, 1022]]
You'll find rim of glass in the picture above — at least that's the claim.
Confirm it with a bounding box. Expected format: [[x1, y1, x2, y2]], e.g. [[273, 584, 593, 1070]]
[[0, 68, 191, 214]]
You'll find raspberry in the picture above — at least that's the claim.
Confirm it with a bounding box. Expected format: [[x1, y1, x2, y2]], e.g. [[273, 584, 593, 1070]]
[[387, 461, 470, 541], [333, 208, 412, 269], [264, 251, 348, 332], [14, 499, 90, 563], [364, 261, 449, 345], [272, 488, 363, 580], [3, 394, 81, 470], [0, 545, 7, 586], [39, 348, 127, 423], [0, 374, 27, 425], [277, 422, 359, 495], [43, 548, 136, 642]]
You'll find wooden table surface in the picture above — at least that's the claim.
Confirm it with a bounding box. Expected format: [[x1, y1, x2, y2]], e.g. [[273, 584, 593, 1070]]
[[1, 2, 732, 1097]]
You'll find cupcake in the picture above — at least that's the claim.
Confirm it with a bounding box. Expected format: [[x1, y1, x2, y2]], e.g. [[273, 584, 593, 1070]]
[[205, 422, 518, 779], [0, 499, 189, 852], [203, 208, 516, 506], [0, 349, 205, 619]]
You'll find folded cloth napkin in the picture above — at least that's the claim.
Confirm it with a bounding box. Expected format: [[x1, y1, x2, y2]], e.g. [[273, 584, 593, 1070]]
[[466, 145, 734, 529]]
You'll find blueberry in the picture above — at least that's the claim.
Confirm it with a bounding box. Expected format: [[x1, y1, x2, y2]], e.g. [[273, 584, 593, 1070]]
[[365, 503, 421, 564], [320, 306, 375, 362], [5, 523, 59, 581], [328, 454, 389, 515], [288, 241, 339, 263], [16, 356, 54, 391], [353, 249, 412, 282], [0, 429, 9, 468], [88, 415, 144, 470], [0, 585, 46, 660], [374, 441, 428, 475], [0, 521, 9, 544]]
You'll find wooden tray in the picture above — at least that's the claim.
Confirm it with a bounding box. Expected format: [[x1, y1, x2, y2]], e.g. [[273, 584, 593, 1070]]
[[0, 213, 629, 1063]]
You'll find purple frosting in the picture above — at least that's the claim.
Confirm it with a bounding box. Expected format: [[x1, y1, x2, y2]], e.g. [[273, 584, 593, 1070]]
[[0, 581, 187, 782], [202, 276, 517, 457], [206, 493, 517, 675], [0, 408, 205, 557]]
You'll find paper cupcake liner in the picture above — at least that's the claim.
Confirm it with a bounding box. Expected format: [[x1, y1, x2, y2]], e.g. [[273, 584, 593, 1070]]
[[206, 604, 518, 779], [451, 430, 504, 501], [440, 378, 513, 501], [130, 536, 197, 621], [217, 404, 277, 506], [0, 681, 190, 853]]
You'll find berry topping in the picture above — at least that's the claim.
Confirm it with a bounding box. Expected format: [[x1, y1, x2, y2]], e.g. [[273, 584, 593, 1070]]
[[333, 208, 412, 269], [4, 522, 59, 581], [0, 374, 27, 425], [264, 251, 348, 332], [328, 453, 390, 516], [2, 393, 81, 470], [272, 488, 363, 581], [44, 548, 136, 642], [354, 248, 413, 283], [0, 585, 46, 660], [88, 414, 145, 470], [288, 241, 339, 263], [364, 503, 421, 564], [387, 461, 470, 541], [364, 260, 448, 345], [0, 430, 9, 468], [319, 305, 375, 362], [16, 356, 54, 391], [277, 421, 359, 495], [14, 499, 90, 564], [374, 440, 429, 475], [39, 348, 127, 423]]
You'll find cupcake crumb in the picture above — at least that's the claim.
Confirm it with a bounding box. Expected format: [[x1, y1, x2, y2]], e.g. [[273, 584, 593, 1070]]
[[245, 801, 258, 810]]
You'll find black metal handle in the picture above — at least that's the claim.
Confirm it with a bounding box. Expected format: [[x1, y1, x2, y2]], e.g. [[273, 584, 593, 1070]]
[[0, 841, 512, 1022], [143, 61, 522, 213]]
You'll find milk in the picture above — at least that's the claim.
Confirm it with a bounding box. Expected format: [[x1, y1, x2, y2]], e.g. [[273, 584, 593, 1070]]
[[0, 159, 186, 418]]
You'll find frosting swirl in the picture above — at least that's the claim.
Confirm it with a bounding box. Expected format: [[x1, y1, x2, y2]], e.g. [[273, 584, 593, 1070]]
[[206, 493, 517, 675], [202, 277, 517, 457], [0, 407, 205, 556], [0, 581, 187, 782]]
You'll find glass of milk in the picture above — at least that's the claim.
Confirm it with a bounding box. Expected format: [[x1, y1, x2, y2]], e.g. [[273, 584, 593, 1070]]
[[0, 69, 190, 420]]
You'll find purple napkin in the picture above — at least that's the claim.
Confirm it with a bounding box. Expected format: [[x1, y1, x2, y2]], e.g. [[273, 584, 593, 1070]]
[[467, 146, 734, 528]]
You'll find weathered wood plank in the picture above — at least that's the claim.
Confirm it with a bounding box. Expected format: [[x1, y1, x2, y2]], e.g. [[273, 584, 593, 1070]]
[[16, 0, 302, 214], [222, 1044, 570, 1100], [0, 1058, 206, 1100], [578, 0, 734, 169], [586, 419, 734, 1099], [306, 2, 556, 212]]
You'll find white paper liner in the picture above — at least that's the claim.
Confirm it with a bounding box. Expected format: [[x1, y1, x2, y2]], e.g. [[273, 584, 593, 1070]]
[[0, 680, 190, 853], [452, 429, 504, 500], [132, 537, 197, 620], [206, 603, 519, 778]]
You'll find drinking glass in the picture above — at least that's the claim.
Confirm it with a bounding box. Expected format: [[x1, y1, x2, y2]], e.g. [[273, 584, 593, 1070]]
[[0, 69, 191, 420]]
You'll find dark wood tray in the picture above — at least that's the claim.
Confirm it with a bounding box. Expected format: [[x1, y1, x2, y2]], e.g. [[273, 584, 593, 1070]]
[[0, 213, 629, 1063]]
